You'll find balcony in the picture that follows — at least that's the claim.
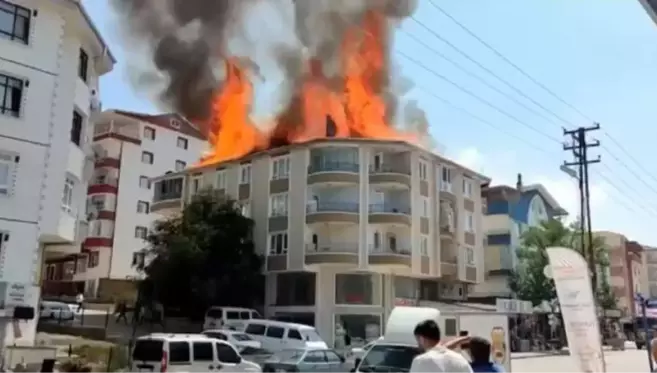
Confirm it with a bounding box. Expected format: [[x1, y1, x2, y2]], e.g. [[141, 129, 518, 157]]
[[464, 266, 477, 283], [440, 245, 458, 279], [369, 164, 411, 187], [439, 200, 456, 238], [368, 245, 411, 267], [152, 177, 184, 213], [88, 176, 118, 195], [304, 243, 359, 266], [307, 161, 359, 184], [487, 246, 514, 276], [93, 119, 140, 144], [306, 202, 360, 224], [368, 204, 411, 225]]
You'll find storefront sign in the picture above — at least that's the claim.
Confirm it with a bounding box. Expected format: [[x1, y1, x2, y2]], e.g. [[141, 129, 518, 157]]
[[547, 246, 606, 373]]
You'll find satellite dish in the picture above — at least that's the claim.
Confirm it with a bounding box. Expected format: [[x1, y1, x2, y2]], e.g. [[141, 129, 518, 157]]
[[543, 265, 553, 279]]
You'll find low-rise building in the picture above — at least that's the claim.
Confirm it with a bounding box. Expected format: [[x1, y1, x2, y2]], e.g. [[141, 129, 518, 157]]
[[151, 138, 489, 346]]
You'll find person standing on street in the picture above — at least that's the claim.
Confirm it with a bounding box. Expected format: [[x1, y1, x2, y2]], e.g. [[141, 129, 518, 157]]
[[410, 320, 473, 373], [76, 292, 84, 312], [468, 337, 505, 372]]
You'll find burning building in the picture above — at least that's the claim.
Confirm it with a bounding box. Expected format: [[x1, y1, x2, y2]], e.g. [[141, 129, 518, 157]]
[[114, 0, 489, 343]]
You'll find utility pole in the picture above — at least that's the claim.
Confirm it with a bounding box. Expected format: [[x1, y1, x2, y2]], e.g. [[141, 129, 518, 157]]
[[563, 124, 601, 293]]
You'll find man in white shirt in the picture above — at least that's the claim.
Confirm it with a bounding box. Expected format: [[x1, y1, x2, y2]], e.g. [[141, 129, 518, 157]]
[[76, 292, 84, 312], [410, 319, 473, 373]]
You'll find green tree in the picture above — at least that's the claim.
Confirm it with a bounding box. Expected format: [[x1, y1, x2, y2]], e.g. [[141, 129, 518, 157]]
[[509, 218, 615, 309], [138, 189, 263, 318]]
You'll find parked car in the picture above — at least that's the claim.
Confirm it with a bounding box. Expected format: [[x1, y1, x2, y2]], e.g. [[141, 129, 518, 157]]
[[204, 307, 261, 331], [40, 301, 74, 321], [262, 349, 347, 372], [203, 329, 262, 350], [242, 320, 327, 352]]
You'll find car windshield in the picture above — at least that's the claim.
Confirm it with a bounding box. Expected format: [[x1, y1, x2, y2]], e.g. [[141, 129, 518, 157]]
[[232, 333, 253, 341], [276, 349, 305, 363], [357, 344, 420, 373], [301, 330, 323, 342]]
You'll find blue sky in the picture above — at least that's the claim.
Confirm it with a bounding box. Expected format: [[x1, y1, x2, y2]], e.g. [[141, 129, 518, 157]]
[[83, 0, 657, 245]]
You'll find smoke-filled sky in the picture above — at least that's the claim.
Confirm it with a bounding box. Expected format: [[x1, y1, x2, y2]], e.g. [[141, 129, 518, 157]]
[[86, 0, 657, 245]]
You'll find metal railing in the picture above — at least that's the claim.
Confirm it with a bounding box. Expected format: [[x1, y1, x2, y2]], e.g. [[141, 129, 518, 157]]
[[306, 202, 359, 213], [305, 243, 359, 253], [368, 204, 411, 214], [369, 164, 411, 175], [93, 120, 140, 141], [308, 161, 359, 174], [153, 178, 184, 202], [368, 244, 411, 255]]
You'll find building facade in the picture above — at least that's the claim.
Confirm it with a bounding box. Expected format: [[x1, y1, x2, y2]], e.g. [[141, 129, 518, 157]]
[[42, 110, 207, 297], [595, 231, 643, 317], [0, 0, 113, 343], [470, 178, 568, 301], [151, 138, 488, 347], [643, 247, 657, 298]]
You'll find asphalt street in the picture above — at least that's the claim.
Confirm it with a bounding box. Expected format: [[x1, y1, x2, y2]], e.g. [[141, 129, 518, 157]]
[[511, 347, 651, 372]]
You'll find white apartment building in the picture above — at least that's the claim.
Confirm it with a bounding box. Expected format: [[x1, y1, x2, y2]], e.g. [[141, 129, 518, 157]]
[[42, 110, 207, 298], [0, 0, 113, 342], [151, 138, 488, 347]]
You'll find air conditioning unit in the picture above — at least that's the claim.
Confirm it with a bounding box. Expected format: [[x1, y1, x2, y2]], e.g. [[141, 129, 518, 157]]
[[89, 88, 102, 112]]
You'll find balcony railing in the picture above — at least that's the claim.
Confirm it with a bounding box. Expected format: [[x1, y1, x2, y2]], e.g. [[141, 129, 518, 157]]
[[306, 202, 359, 213], [369, 164, 411, 175], [89, 176, 118, 187], [305, 243, 359, 254], [154, 177, 184, 202], [308, 161, 359, 174], [368, 204, 411, 214], [93, 120, 140, 141], [440, 248, 457, 264], [368, 245, 411, 255]]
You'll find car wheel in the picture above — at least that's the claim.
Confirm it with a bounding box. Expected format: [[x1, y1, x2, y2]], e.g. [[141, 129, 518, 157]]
[[637, 343, 644, 349]]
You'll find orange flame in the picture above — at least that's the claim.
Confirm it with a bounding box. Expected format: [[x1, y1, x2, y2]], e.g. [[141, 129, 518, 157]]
[[198, 10, 414, 167]]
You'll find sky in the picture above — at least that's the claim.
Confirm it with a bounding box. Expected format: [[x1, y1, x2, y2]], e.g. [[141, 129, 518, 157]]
[[83, 0, 657, 245]]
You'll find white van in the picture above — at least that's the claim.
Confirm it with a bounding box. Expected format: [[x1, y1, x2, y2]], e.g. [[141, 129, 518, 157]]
[[352, 307, 439, 373], [203, 307, 261, 330], [242, 320, 328, 352], [130, 333, 261, 372]]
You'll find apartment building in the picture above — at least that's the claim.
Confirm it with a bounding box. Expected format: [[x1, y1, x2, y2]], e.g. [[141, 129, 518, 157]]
[[595, 231, 643, 317], [469, 177, 568, 301], [151, 138, 488, 346], [0, 0, 113, 343], [640, 246, 656, 298], [42, 110, 207, 297]]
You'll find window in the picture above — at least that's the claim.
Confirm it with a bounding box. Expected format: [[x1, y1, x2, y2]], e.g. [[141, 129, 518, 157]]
[[61, 177, 75, 214], [444, 318, 457, 336], [325, 351, 343, 363], [176, 136, 188, 149], [463, 179, 473, 198], [421, 197, 429, 218], [141, 151, 154, 164], [271, 156, 290, 180], [440, 167, 452, 192], [143, 127, 155, 140], [0, 73, 24, 117], [78, 49, 88, 82], [276, 273, 315, 306], [205, 331, 227, 340], [269, 232, 288, 255], [420, 236, 428, 256], [419, 161, 428, 181], [170, 119, 181, 129], [135, 226, 148, 239], [465, 247, 475, 265], [240, 201, 251, 217], [137, 201, 149, 214], [265, 326, 285, 339], [215, 343, 240, 364], [287, 329, 302, 340], [335, 274, 375, 305], [215, 170, 226, 189], [245, 323, 266, 335], [0, 152, 16, 196], [465, 212, 474, 232], [240, 164, 251, 184], [175, 160, 186, 171], [304, 351, 325, 363], [139, 176, 151, 189], [0, 232, 9, 254], [192, 342, 214, 361], [70, 111, 83, 146], [88, 252, 99, 268], [0, 1, 30, 44], [269, 193, 288, 217], [131, 252, 145, 268], [169, 341, 191, 363]]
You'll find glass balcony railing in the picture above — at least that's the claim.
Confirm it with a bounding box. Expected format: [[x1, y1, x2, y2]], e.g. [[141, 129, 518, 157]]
[[368, 244, 411, 255], [153, 177, 183, 202], [369, 164, 411, 175], [368, 204, 411, 214], [308, 161, 359, 174], [306, 202, 360, 213]]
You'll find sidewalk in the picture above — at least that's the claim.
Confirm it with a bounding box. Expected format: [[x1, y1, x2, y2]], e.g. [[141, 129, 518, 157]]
[[511, 346, 617, 360]]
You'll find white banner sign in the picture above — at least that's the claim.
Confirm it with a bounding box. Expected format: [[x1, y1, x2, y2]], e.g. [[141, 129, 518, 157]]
[[547, 246, 606, 373]]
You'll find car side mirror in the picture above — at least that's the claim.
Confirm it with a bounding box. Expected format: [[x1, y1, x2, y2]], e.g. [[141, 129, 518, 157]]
[[354, 357, 361, 367]]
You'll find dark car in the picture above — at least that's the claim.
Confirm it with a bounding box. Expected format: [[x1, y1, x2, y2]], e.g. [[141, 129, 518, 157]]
[[262, 348, 347, 372]]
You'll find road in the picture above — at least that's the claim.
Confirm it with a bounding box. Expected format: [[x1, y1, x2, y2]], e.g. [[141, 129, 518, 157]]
[[511, 347, 651, 372]]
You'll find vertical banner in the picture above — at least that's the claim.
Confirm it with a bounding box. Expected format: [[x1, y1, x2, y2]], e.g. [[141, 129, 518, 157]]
[[547, 247, 605, 373]]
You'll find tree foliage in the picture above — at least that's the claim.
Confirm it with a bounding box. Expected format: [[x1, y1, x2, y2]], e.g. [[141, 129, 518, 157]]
[[508, 218, 616, 309], [138, 190, 263, 318]]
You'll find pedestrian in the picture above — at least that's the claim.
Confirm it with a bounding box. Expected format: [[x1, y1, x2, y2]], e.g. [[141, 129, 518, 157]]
[[75, 292, 84, 313], [468, 337, 505, 372], [410, 319, 473, 372], [115, 299, 129, 325], [650, 332, 657, 372]]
